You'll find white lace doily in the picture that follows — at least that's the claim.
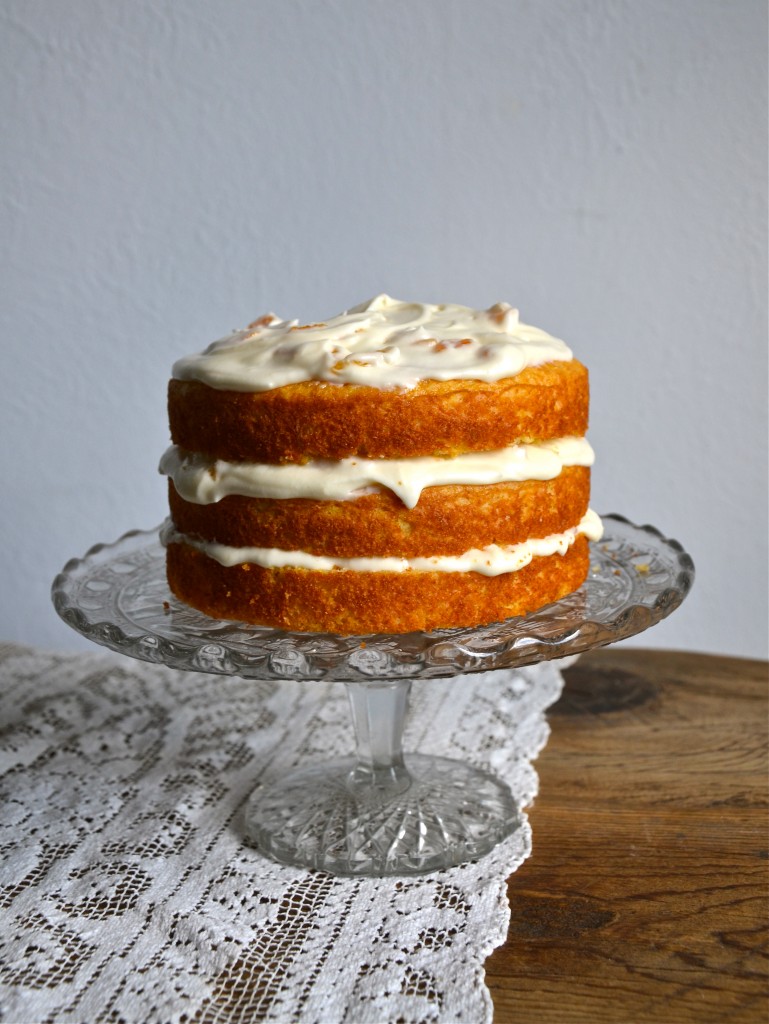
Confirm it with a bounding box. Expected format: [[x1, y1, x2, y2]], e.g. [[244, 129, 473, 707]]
[[0, 642, 564, 1024]]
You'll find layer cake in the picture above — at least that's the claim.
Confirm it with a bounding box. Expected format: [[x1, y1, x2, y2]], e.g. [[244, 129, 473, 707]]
[[160, 295, 602, 633]]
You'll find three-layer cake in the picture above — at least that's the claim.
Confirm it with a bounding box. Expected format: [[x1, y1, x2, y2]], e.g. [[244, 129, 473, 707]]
[[160, 295, 602, 633]]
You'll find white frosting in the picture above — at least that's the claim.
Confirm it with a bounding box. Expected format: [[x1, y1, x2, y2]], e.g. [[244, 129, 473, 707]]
[[160, 437, 595, 510], [161, 510, 603, 577], [171, 294, 573, 392]]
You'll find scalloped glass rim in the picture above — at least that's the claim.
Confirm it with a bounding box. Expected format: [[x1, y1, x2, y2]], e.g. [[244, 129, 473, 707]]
[[52, 514, 694, 682]]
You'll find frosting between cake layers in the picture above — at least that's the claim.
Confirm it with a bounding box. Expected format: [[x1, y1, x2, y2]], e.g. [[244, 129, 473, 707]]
[[161, 509, 604, 577], [171, 294, 573, 392], [160, 436, 595, 510]]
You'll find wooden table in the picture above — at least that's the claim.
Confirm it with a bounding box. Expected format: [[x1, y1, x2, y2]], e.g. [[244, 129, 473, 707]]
[[486, 648, 768, 1023]]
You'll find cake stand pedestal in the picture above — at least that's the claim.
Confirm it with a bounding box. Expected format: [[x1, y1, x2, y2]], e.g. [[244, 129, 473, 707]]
[[52, 514, 693, 876]]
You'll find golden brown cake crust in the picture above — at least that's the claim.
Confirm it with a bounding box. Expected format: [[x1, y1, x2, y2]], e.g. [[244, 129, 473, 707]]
[[165, 535, 590, 635], [168, 359, 589, 463], [168, 467, 590, 559]]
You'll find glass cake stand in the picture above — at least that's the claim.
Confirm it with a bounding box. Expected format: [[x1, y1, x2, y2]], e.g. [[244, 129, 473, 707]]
[[52, 514, 693, 876]]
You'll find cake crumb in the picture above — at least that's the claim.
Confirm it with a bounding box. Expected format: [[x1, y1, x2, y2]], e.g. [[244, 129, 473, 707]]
[[635, 562, 650, 574]]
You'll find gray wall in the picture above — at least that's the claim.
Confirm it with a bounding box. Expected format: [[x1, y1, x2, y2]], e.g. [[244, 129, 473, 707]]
[[2, 0, 766, 657]]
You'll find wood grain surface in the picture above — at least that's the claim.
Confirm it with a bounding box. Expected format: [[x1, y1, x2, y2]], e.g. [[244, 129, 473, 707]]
[[485, 648, 768, 1024]]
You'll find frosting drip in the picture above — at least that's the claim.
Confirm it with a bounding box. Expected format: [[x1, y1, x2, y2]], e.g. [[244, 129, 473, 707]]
[[171, 294, 573, 392], [160, 437, 595, 510], [161, 510, 604, 577]]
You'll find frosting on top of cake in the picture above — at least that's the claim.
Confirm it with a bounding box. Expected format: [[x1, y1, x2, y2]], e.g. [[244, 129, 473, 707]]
[[172, 294, 573, 392]]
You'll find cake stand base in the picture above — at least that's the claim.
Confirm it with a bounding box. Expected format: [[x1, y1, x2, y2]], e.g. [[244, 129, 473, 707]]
[[244, 753, 520, 876]]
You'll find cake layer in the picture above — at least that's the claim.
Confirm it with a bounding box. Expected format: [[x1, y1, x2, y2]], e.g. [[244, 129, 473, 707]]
[[168, 467, 590, 559], [168, 359, 588, 463], [165, 534, 591, 634]]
